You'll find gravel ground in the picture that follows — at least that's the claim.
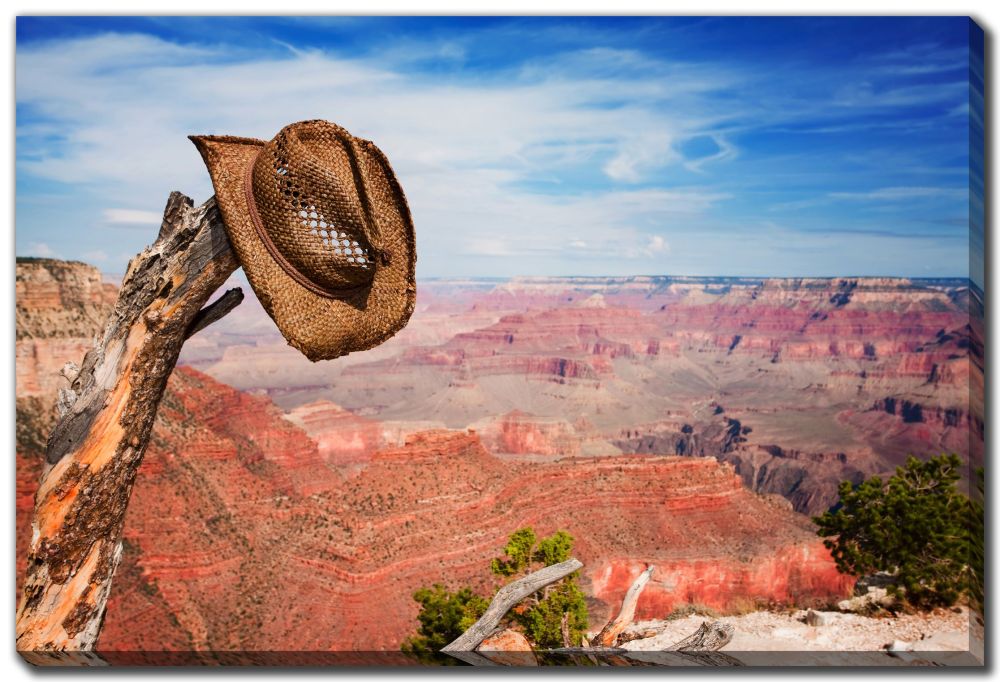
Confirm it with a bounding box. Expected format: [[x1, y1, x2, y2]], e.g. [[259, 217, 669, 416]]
[[621, 607, 982, 663]]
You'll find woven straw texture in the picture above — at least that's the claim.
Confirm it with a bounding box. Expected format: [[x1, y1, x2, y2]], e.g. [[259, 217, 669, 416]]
[[191, 120, 416, 361]]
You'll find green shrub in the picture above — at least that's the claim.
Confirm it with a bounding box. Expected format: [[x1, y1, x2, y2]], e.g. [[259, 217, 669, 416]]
[[814, 454, 982, 609], [404, 527, 589, 657], [401, 584, 488, 663]]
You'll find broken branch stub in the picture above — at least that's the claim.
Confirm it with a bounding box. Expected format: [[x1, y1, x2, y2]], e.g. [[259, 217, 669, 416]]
[[16, 193, 242, 660]]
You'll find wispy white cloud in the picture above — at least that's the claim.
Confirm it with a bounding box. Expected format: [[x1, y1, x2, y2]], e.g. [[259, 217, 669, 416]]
[[103, 208, 162, 225], [82, 249, 110, 263], [16, 32, 744, 276], [643, 235, 669, 256], [25, 242, 58, 258], [828, 186, 967, 201], [772, 186, 967, 212]]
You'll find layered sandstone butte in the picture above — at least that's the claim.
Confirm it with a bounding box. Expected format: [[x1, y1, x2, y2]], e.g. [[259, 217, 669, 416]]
[[283, 400, 383, 470], [16, 257, 117, 399]]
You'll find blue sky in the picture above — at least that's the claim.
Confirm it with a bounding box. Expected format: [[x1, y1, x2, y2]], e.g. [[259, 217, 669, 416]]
[[16, 17, 982, 285]]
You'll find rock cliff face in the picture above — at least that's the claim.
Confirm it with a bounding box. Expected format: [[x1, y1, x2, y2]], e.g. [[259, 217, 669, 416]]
[[110, 422, 850, 652], [284, 400, 383, 470], [18, 365, 850, 653], [16, 258, 117, 398]]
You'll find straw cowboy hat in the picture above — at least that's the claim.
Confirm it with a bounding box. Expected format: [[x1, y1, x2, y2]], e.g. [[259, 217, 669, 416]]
[[190, 120, 416, 361]]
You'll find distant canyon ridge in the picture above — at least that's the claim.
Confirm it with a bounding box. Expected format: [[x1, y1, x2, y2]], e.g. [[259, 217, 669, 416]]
[[185, 270, 983, 514], [16, 258, 981, 654]]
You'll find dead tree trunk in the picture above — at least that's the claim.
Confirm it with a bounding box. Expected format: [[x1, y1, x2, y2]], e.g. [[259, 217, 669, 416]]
[[16, 193, 242, 661], [591, 565, 654, 647]]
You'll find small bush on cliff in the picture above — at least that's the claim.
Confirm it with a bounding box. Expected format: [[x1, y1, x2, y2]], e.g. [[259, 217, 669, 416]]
[[814, 454, 981, 609], [401, 584, 488, 662], [403, 528, 588, 657]]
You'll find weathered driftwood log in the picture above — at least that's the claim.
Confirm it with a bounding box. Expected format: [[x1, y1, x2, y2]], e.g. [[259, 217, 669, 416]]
[[544, 621, 738, 667], [441, 558, 583, 654], [16, 192, 241, 660], [444, 557, 739, 667], [668, 620, 734, 652], [591, 564, 654, 647]]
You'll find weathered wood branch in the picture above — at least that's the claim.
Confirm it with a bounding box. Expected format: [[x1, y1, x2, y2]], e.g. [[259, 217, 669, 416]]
[[185, 287, 244, 339], [591, 564, 654, 647], [446, 556, 740, 667], [441, 558, 583, 654], [16, 192, 241, 661]]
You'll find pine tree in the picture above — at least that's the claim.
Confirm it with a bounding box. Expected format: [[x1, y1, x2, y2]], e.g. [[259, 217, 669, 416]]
[[814, 454, 980, 609]]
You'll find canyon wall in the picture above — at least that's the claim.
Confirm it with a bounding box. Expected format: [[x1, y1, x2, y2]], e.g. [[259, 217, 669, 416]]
[[21, 264, 984, 658]]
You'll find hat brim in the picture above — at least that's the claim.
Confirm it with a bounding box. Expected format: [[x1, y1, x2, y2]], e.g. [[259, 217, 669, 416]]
[[190, 134, 416, 362]]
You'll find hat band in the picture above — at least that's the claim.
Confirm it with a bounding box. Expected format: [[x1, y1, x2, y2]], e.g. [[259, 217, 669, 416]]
[[243, 149, 372, 300]]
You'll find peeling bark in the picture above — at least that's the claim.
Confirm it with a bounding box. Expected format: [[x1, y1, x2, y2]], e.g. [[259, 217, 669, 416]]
[[16, 193, 241, 663]]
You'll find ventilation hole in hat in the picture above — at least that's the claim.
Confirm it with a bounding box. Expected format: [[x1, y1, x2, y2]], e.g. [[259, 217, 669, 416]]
[[269, 148, 374, 272]]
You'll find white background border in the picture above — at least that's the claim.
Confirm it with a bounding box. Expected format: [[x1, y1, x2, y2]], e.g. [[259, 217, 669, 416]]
[[3, 2, 995, 679]]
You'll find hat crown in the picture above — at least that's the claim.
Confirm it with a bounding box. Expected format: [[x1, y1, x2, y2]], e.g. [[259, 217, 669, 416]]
[[250, 120, 378, 294]]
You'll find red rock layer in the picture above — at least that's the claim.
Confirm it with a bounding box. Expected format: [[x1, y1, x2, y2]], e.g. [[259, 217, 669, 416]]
[[474, 410, 582, 456], [283, 400, 383, 469]]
